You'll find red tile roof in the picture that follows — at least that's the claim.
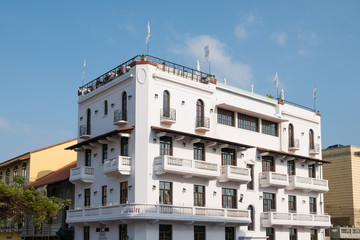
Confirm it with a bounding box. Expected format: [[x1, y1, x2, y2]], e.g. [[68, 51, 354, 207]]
[[24, 161, 77, 189]]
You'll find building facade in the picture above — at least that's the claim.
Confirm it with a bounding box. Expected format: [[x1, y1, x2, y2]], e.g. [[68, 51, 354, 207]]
[[66, 55, 330, 240]]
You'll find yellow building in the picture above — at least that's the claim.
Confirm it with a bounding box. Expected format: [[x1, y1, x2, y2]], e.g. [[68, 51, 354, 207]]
[[0, 138, 77, 240], [323, 145, 360, 227]]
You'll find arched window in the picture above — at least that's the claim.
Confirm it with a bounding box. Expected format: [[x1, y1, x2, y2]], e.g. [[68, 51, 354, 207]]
[[13, 165, 18, 178], [5, 168, 10, 184], [248, 205, 255, 231], [21, 163, 27, 179], [104, 100, 108, 115], [288, 124, 294, 147], [196, 99, 204, 127], [122, 92, 127, 121], [86, 108, 91, 135], [309, 129, 314, 150], [163, 90, 170, 117]]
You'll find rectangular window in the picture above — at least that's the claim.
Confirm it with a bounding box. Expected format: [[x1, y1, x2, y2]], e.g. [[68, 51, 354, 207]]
[[102, 185, 107, 206], [159, 225, 172, 240], [287, 160, 295, 175], [288, 195, 296, 213], [194, 226, 205, 240], [194, 143, 205, 161], [308, 164, 316, 178], [84, 226, 90, 240], [238, 113, 258, 132], [120, 182, 128, 204], [121, 137, 129, 156], [247, 164, 254, 190], [310, 229, 317, 240], [263, 192, 276, 212], [160, 136, 172, 156], [102, 144, 108, 164], [159, 181, 172, 205], [225, 227, 235, 240], [262, 156, 275, 172], [194, 185, 205, 207], [221, 148, 236, 166], [84, 188, 91, 208], [266, 228, 275, 240], [119, 224, 127, 240], [309, 197, 317, 214], [262, 120, 278, 136], [289, 228, 297, 240], [85, 149, 91, 166], [217, 108, 234, 126], [222, 188, 237, 209]]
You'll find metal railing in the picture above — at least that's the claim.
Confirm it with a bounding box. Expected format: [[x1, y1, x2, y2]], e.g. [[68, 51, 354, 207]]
[[289, 138, 300, 149], [195, 117, 210, 129], [114, 109, 127, 122], [277, 98, 319, 113], [79, 124, 90, 136], [160, 108, 176, 122]]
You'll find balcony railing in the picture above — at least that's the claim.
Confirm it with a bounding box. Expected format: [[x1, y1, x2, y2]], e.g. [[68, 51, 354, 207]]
[[114, 109, 127, 125], [154, 155, 220, 179], [0, 222, 21, 233], [288, 138, 300, 150], [195, 117, 210, 132], [160, 108, 176, 124], [259, 172, 289, 188], [79, 124, 91, 139], [261, 212, 331, 228], [20, 224, 61, 237], [69, 166, 95, 184], [331, 227, 360, 239], [309, 143, 320, 155], [104, 156, 131, 176], [218, 165, 251, 183], [67, 204, 250, 225], [287, 175, 328, 193]]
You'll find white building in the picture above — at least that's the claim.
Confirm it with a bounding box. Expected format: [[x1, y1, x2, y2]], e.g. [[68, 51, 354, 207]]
[[66, 55, 330, 240]]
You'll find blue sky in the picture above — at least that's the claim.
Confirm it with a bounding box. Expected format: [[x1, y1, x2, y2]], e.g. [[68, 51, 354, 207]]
[[1, 1, 359, 162]]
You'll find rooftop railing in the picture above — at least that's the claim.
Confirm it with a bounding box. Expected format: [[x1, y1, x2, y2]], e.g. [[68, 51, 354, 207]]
[[277, 98, 319, 113], [79, 55, 215, 96]]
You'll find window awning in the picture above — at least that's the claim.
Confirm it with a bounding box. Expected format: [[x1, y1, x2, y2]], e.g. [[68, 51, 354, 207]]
[[66, 126, 134, 150]]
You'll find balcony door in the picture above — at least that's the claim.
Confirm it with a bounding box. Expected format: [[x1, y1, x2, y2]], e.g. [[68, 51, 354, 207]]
[[196, 99, 204, 127], [163, 90, 170, 117]]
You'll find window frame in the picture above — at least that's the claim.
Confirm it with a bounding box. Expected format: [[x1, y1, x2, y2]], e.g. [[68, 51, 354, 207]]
[[262, 156, 275, 172], [194, 185, 205, 207], [309, 197, 317, 214], [238, 113, 258, 132], [225, 227, 235, 240], [163, 90, 170, 117], [288, 195, 297, 213], [196, 99, 204, 127], [121, 92, 127, 121], [263, 192, 276, 212], [102, 144, 108, 164], [84, 188, 91, 208], [217, 108, 235, 126], [119, 224, 127, 240], [266, 227, 275, 240], [248, 205, 255, 231], [84, 226, 90, 240], [193, 142, 205, 161], [159, 181, 172, 205], [289, 124, 295, 147], [246, 164, 254, 190], [120, 181, 128, 204], [289, 228, 297, 240], [159, 224, 172, 240], [85, 149, 91, 166], [308, 164, 316, 178], [222, 188, 237, 209], [121, 137, 129, 156], [262, 119, 278, 136], [102, 185, 107, 206], [287, 160, 295, 175], [309, 129, 315, 150], [86, 108, 91, 135], [104, 100, 108, 116], [310, 229, 317, 240], [221, 148, 236, 166], [194, 226, 206, 240], [160, 136, 172, 156]]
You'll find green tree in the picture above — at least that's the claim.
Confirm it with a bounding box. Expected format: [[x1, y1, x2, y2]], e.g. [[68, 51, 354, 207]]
[[0, 176, 70, 226]]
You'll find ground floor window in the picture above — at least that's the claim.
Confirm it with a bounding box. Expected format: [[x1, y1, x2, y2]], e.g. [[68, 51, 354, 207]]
[[159, 224, 172, 240], [119, 224, 127, 240], [289, 228, 297, 240], [225, 227, 235, 240], [266, 227, 275, 240], [310, 229, 317, 240], [194, 226, 205, 240], [84, 226, 90, 240]]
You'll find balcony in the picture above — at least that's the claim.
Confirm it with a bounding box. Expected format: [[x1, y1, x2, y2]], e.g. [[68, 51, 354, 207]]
[[79, 124, 91, 139], [104, 156, 131, 177], [261, 212, 331, 229], [331, 227, 360, 239], [20, 224, 61, 238], [114, 109, 127, 126], [69, 166, 95, 184], [287, 175, 329, 193], [67, 204, 250, 225], [288, 138, 300, 151], [154, 155, 220, 179], [0, 222, 21, 233], [309, 143, 320, 155], [160, 108, 176, 124], [259, 172, 289, 188], [195, 117, 210, 132], [218, 165, 251, 184]]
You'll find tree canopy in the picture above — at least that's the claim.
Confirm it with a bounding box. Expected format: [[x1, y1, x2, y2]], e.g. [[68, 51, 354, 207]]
[[0, 176, 70, 226]]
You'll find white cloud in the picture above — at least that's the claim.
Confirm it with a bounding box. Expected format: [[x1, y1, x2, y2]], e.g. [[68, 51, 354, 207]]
[[297, 49, 311, 57], [234, 12, 258, 40], [0, 116, 11, 130], [270, 32, 288, 45], [169, 35, 253, 88], [298, 31, 319, 46]]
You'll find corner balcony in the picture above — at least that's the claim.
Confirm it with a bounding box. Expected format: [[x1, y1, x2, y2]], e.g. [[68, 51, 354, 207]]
[[261, 212, 331, 229], [259, 172, 289, 188], [218, 165, 251, 184], [330, 227, 360, 239], [104, 156, 131, 177], [195, 117, 210, 132], [288, 138, 300, 151], [160, 108, 176, 124], [67, 204, 250, 225], [309, 143, 320, 155], [286, 175, 329, 193], [154, 155, 220, 179], [114, 109, 127, 126], [69, 166, 95, 184], [79, 125, 91, 139]]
